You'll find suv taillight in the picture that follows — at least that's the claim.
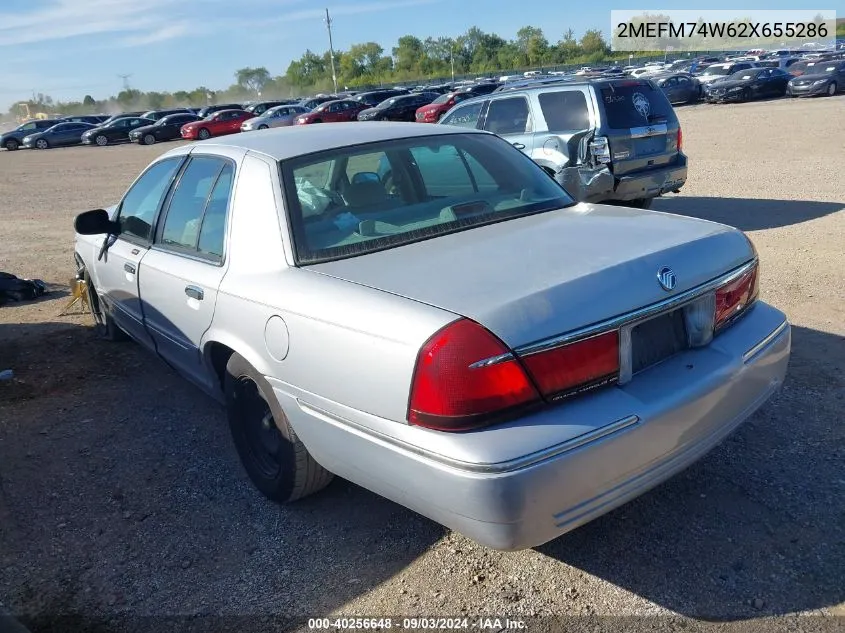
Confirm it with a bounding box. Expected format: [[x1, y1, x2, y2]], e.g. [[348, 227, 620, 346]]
[[715, 262, 759, 331], [677, 127, 683, 151], [589, 136, 611, 164], [408, 319, 540, 431]]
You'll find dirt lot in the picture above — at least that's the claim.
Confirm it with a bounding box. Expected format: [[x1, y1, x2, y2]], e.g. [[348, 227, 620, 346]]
[[1, 98, 844, 633]]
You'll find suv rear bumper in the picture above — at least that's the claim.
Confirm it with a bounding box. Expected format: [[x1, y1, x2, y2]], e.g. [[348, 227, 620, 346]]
[[561, 154, 688, 204]]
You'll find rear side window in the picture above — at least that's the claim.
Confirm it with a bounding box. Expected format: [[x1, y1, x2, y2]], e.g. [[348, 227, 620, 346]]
[[598, 83, 674, 129], [158, 156, 233, 262], [538, 91, 590, 132]]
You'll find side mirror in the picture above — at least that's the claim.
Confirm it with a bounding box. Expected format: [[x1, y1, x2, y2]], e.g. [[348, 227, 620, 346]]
[[74, 209, 120, 235]]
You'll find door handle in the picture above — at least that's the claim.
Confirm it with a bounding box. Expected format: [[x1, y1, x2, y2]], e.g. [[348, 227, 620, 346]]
[[131, 248, 140, 255], [185, 285, 204, 301], [512, 142, 526, 150], [124, 263, 136, 274]]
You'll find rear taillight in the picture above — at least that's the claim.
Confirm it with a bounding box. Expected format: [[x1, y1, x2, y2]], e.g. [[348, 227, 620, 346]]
[[408, 319, 539, 431], [677, 127, 683, 151], [589, 136, 611, 164], [520, 331, 620, 401], [715, 263, 759, 331]]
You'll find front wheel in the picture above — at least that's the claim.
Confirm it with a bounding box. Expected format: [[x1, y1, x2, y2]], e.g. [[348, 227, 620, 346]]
[[311, 119, 323, 124], [35, 139, 49, 150], [741, 88, 751, 102], [84, 270, 127, 341], [258, 124, 268, 130], [197, 128, 211, 140], [95, 135, 108, 146], [828, 82, 837, 96], [143, 133, 156, 145], [225, 352, 333, 503]]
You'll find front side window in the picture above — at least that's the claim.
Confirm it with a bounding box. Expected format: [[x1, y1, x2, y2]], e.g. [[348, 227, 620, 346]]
[[282, 133, 573, 264], [440, 100, 485, 128], [117, 158, 183, 241], [483, 97, 531, 135]]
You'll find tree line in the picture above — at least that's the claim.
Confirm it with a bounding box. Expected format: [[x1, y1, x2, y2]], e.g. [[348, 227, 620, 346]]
[[4, 23, 723, 117]]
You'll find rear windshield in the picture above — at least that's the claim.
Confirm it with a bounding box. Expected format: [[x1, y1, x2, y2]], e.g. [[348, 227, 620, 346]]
[[281, 133, 573, 264], [598, 83, 674, 129]]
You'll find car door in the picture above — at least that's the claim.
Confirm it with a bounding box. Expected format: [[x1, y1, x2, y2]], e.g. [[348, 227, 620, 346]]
[[137, 154, 235, 390], [225, 112, 245, 133], [480, 95, 535, 155], [660, 77, 679, 102], [675, 76, 693, 101], [54, 123, 76, 146], [94, 156, 185, 349]]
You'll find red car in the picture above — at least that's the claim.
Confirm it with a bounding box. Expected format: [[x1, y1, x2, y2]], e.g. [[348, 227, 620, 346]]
[[293, 99, 367, 124], [180, 109, 255, 140], [415, 91, 477, 123]]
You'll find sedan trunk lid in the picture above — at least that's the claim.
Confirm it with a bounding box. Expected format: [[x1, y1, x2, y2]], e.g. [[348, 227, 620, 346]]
[[308, 204, 753, 348]]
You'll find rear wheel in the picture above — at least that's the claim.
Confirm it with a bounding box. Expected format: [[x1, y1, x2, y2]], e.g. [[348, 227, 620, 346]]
[[95, 135, 108, 146], [143, 133, 156, 145], [627, 197, 655, 209], [225, 352, 333, 502], [4, 139, 19, 151], [828, 82, 837, 96], [35, 139, 49, 150], [197, 128, 211, 140]]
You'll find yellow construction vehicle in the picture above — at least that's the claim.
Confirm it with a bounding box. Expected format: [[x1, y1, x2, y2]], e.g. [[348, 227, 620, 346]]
[[15, 103, 50, 123]]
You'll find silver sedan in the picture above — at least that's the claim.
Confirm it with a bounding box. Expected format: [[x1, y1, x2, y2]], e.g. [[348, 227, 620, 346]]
[[240, 104, 310, 131], [73, 123, 791, 551]]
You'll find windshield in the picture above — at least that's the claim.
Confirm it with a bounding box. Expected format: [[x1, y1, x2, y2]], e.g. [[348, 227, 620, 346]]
[[281, 133, 574, 264], [432, 93, 453, 105], [703, 66, 731, 76], [376, 98, 397, 109]]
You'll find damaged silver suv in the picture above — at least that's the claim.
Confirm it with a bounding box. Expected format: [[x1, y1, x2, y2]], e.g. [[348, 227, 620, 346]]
[[438, 77, 687, 208]]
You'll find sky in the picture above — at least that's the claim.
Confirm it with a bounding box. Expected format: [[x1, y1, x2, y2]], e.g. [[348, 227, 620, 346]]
[[1, 0, 841, 110]]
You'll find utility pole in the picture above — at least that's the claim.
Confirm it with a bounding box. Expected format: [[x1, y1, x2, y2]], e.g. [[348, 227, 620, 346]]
[[450, 45, 455, 82], [324, 8, 338, 94], [117, 74, 132, 91]]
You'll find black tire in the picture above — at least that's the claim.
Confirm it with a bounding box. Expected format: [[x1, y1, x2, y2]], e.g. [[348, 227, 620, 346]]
[[627, 197, 655, 209], [827, 82, 837, 97], [312, 119, 323, 124], [84, 270, 127, 341], [741, 88, 751, 102], [258, 125, 269, 130], [143, 133, 156, 146], [4, 138, 19, 151], [197, 128, 211, 140], [95, 135, 108, 146], [225, 352, 333, 502], [35, 139, 49, 150]]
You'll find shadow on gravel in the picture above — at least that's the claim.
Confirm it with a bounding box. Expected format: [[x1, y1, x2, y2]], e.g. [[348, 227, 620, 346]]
[[0, 321, 444, 633], [538, 324, 845, 621], [652, 196, 843, 231]]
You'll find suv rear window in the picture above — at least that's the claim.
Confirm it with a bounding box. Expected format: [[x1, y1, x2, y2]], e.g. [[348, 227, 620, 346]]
[[598, 83, 674, 129], [538, 91, 590, 131]]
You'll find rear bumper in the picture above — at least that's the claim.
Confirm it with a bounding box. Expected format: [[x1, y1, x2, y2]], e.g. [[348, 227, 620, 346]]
[[278, 301, 790, 550]]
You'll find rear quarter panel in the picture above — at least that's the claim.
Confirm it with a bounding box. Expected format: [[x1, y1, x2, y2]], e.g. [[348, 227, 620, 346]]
[[203, 152, 456, 425]]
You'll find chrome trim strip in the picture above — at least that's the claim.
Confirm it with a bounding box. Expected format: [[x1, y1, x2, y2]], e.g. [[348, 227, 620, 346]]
[[468, 352, 515, 369], [297, 399, 640, 475], [743, 320, 789, 364], [630, 123, 668, 138], [515, 259, 758, 357]]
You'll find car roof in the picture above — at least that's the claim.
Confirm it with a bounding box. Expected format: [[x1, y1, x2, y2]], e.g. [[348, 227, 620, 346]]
[[176, 121, 485, 161]]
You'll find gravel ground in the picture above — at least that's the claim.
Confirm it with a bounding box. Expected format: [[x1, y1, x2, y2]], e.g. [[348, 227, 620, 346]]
[[1, 97, 844, 633]]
